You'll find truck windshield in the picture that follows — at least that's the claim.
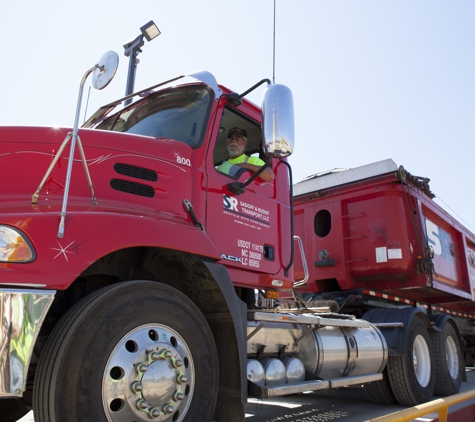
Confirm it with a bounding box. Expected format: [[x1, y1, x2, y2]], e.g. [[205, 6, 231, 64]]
[[96, 86, 212, 147]]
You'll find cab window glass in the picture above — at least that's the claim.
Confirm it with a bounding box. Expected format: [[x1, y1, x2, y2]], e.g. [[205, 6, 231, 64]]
[[97, 86, 212, 147]]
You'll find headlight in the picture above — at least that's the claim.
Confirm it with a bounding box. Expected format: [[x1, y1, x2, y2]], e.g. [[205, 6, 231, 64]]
[[0, 226, 36, 262]]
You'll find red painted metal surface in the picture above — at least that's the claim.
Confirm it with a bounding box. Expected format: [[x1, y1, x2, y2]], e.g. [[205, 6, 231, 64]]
[[0, 79, 293, 292], [293, 160, 475, 315]]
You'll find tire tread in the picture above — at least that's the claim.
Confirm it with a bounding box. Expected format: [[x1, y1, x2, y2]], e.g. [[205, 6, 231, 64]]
[[386, 317, 435, 406], [431, 324, 462, 396], [33, 281, 219, 422], [364, 368, 397, 404]]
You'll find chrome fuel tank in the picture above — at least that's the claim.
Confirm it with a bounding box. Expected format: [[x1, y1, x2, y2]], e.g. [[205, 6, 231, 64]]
[[296, 325, 388, 379], [247, 316, 387, 382]]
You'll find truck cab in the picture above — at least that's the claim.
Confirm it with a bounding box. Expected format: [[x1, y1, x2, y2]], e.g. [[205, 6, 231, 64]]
[[0, 71, 298, 422]]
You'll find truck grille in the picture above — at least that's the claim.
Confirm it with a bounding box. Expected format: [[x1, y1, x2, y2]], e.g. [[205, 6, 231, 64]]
[[110, 179, 155, 198], [114, 163, 158, 182]]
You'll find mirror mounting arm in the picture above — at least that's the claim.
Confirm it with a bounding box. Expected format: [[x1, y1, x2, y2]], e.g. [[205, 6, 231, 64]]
[[225, 78, 271, 106], [226, 154, 274, 196], [32, 51, 119, 239]]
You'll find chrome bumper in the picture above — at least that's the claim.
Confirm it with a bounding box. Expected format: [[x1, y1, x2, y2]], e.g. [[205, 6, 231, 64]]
[[0, 289, 55, 397]]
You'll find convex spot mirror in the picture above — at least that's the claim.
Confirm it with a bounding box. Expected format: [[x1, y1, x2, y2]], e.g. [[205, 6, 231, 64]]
[[92, 51, 119, 90], [261, 84, 295, 157]]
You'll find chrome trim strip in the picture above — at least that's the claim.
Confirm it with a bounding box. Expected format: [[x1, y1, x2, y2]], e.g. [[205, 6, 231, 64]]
[[252, 311, 372, 328], [329, 373, 383, 389], [0, 289, 55, 397], [263, 380, 330, 397], [254, 373, 383, 398]]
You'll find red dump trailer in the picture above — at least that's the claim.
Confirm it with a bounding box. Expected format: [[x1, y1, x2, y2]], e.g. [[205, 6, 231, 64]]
[[293, 158, 475, 403]]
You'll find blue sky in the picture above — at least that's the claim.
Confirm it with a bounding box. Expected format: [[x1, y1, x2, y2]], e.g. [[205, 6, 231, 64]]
[[2, 1, 474, 231]]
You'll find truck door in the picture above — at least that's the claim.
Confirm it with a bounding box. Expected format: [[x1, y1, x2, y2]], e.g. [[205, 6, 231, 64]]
[[205, 101, 281, 277]]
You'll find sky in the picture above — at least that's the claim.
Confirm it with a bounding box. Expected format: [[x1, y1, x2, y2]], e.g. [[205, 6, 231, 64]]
[[1, 1, 474, 232]]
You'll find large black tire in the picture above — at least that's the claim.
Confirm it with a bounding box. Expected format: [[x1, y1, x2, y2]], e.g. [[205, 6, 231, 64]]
[[0, 399, 29, 422], [386, 317, 435, 406], [364, 366, 398, 404], [431, 322, 463, 396], [33, 280, 219, 422]]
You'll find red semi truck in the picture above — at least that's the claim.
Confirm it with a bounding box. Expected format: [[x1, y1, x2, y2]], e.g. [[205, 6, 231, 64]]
[[0, 57, 473, 421]]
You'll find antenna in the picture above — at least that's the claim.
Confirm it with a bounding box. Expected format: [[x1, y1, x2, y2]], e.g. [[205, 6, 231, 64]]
[[273, 0, 276, 84]]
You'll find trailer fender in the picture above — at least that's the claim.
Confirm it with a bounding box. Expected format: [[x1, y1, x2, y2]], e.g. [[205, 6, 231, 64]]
[[363, 307, 432, 357], [427, 314, 467, 382]]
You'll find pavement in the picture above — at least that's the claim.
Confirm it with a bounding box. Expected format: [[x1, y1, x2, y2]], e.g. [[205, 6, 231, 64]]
[[19, 411, 33, 422], [17, 368, 475, 421]]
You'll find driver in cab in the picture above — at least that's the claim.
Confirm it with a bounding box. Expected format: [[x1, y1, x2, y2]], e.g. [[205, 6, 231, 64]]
[[217, 127, 275, 182]]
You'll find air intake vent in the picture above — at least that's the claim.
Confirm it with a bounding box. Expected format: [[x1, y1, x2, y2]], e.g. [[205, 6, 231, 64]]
[[110, 179, 155, 198], [114, 163, 158, 182]]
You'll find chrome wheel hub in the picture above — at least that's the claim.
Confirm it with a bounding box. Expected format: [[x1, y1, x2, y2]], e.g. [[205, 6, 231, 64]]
[[102, 324, 194, 421]]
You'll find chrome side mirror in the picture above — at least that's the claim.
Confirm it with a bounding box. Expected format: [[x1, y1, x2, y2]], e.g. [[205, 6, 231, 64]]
[[261, 84, 295, 157]]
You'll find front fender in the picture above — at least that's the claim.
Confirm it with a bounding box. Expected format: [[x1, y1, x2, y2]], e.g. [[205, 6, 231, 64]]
[[0, 209, 219, 290]]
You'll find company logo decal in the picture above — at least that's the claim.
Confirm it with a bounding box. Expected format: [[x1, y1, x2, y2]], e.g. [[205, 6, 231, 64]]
[[222, 195, 270, 229], [426, 219, 455, 262]]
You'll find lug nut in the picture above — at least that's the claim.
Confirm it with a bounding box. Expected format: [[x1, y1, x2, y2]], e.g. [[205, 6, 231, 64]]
[[148, 407, 161, 418], [136, 399, 149, 410], [131, 381, 143, 393], [136, 363, 148, 374], [163, 404, 174, 415], [174, 391, 185, 401], [177, 374, 188, 384], [161, 349, 173, 359], [172, 358, 183, 368], [148, 351, 160, 361]]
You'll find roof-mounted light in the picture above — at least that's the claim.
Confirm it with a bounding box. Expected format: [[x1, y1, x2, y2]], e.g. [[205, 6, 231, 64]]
[[140, 20, 161, 42]]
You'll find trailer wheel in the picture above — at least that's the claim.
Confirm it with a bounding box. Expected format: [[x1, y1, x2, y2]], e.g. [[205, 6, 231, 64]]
[[33, 280, 219, 422], [0, 399, 29, 422], [387, 317, 435, 406], [431, 322, 463, 396], [363, 367, 397, 404]]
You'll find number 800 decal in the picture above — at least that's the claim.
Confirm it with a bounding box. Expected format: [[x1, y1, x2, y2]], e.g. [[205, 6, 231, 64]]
[[176, 155, 191, 167]]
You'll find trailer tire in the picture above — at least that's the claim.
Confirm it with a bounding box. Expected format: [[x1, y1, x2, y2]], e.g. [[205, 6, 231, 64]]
[[363, 367, 397, 404], [431, 322, 463, 396], [387, 317, 435, 406], [33, 280, 219, 422], [0, 399, 29, 422]]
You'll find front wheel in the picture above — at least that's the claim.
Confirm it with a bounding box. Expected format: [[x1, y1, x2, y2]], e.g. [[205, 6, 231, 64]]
[[33, 280, 219, 422]]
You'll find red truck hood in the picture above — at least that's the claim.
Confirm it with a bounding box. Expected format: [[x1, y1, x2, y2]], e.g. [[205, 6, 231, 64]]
[[0, 125, 194, 213]]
